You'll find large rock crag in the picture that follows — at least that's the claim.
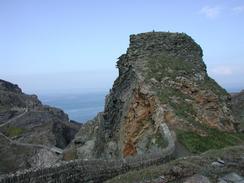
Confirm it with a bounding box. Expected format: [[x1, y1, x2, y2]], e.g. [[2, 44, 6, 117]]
[[65, 32, 236, 160], [0, 79, 81, 174]]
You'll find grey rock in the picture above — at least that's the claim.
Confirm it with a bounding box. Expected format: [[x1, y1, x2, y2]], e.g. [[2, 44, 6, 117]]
[[184, 174, 211, 183], [217, 158, 225, 164], [220, 173, 244, 183]]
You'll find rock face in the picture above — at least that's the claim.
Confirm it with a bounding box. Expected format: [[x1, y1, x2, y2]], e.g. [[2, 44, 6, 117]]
[[0, 79, 81, 174], [65, 32, 236, 160], [231, 90, 244, 130]]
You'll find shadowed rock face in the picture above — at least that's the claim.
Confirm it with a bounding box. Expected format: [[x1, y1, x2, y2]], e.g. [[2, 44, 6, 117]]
[[0, 79, 81, 174], [231, 90, 244, 130], [65, 32, 236, 160]]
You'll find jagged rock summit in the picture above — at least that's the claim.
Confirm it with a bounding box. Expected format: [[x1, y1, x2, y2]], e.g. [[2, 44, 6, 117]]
[[65, 32, 236, 160]]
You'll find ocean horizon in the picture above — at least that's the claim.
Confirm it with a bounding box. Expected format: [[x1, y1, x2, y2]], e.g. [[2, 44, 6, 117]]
[[39, 92, 107, 123]]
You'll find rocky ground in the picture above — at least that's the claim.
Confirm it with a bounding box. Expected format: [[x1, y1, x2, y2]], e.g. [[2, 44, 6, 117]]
[[0, 79, 81, 174], [106, 145, 244, 183]]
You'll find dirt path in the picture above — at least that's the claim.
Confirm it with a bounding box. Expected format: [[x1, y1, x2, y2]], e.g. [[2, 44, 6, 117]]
[[0, 132, 63, 154], [0, 109, 28, 128]]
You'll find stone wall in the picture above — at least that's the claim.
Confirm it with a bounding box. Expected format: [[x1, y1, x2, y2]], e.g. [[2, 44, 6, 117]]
[[0, 124, 175, 183], [0, 153, 173, 183]]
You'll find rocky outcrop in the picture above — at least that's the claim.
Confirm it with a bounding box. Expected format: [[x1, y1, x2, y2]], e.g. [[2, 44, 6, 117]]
[[231, 90, 244, 130], [65, 32, 236, 161], [0, 79, 81, 174]]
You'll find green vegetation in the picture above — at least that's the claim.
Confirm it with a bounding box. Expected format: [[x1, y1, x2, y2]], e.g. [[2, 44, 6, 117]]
[[157, 87, 180, 103], [199, 76, 228, 98], [146, 54, 201, 126], [177, 128, 244, 154], [6, 127, 24, 137], [157, 87, 200, 127], [146, 54, 195, 81]]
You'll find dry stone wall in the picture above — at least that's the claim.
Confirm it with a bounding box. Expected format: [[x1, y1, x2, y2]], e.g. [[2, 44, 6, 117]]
[[0, 124, 175, 183]]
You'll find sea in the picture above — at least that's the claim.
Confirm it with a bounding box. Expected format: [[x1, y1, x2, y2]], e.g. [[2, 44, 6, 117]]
[[39, 92, 107, 123]]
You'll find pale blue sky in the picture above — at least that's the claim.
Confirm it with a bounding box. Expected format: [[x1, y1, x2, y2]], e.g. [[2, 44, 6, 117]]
[[0, 0, 243, 94]]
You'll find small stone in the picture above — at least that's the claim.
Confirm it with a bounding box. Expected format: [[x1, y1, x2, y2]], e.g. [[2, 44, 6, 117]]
[[150, 78, 158, 84], [159, 175, 165, 180], [211, 161, 224, 167], [217, 158, 225, 164]]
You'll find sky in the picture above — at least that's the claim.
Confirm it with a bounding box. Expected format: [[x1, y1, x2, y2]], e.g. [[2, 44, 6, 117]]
[[0, 0, 243, 95]]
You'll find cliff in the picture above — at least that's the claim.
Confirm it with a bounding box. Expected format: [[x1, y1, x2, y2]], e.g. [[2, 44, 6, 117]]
[[232, 90, 244, 130], [0, 79, 81, 174], [65, 32, 237, 161]]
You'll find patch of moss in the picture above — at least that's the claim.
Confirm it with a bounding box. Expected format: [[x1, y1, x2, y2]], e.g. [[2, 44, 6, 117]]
[[6, 127, 24, 137], [177, 128, 244, 154], [157, 87, 187, 103]]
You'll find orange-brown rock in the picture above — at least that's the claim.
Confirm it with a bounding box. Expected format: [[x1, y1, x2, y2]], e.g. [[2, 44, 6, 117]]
[[122, 90, 155, 157]]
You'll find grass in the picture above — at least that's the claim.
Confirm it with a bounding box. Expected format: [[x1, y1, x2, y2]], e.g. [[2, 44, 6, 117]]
[[199, 76, 228, 99], [157, 87, 200, 128], [146, 54, 230, 130], [146, 53, 227, 99], [146, 54, 195, 81], [177, 128, 244, 154], [6, 127, 24, 138], [146, 54, 200, 126]]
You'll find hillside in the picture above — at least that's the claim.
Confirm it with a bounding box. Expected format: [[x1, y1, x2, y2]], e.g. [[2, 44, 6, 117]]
[[0, 79, 81, 174]]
